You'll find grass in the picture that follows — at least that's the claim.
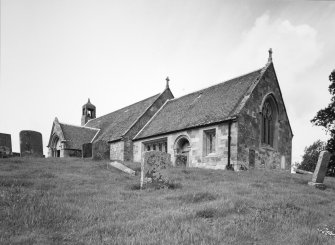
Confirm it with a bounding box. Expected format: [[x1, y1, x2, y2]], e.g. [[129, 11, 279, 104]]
[[1, 158, 335, 244]]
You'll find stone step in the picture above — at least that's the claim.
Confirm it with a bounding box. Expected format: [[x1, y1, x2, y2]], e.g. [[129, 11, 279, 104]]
[[295, 169, 313, 175], [108, 161, 136, 176]]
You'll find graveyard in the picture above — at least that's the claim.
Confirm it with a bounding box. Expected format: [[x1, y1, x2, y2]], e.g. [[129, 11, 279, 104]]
[[1, 157, 335, 244]]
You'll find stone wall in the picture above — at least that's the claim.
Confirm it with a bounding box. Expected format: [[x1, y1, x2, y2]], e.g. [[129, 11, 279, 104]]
[[237, 64, 292, 170], [0, 133, 12, 158], [133, 121, 238, 170], [110, 141, 124, 161], [123, 139, 133, 161], [62, 149, 81, 157], [92, 140, 109, 160], [20, 130, 44, 157]]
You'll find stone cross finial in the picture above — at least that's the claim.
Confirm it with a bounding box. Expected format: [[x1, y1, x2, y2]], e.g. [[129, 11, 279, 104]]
[[166, 76, 170, 89], [268, 48, 273, 63]]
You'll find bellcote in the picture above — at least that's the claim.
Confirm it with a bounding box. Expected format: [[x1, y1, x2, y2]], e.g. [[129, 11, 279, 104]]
[[81, 98, 96, 126]]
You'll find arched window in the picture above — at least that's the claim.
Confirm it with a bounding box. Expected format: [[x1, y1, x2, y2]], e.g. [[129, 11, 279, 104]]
[[261, 96, 277, 147]]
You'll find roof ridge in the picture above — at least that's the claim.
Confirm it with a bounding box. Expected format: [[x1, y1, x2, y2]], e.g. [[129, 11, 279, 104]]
[[59, 122, 99, 131], [84, 93, 160, 126], [171, 68, 263, 102]]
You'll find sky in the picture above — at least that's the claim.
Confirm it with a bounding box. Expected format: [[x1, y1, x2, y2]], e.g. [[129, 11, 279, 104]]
[[1, 0, 334, 163]]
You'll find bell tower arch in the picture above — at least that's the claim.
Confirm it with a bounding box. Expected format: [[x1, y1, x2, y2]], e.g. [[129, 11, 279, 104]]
[[81, 98, 96, 126]]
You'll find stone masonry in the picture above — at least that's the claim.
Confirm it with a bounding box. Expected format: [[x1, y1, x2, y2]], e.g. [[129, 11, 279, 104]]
[[110, 87, 174, 162], [20, 130, 44, 157], [237, 64, 292, 170], [0, 133, 12, 158], [133, 122, 238, 170]]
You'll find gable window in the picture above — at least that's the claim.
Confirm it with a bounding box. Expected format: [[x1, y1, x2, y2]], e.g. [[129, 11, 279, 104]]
[[204, 129, 216, 155], [261, 96, 278, 147]]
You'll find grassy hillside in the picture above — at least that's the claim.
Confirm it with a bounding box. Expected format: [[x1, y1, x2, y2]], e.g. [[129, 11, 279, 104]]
[[1, 157, 335, 245]]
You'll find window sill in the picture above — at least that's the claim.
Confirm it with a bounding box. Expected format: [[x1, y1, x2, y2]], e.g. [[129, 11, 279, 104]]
[[261, 144, 275, 151], [205, 152, 218, 157]]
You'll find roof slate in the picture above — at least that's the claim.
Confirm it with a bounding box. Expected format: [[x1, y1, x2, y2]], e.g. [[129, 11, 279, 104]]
[[59, 123, 99, 150], [135, 69, 263, 140], [85, 94, 161, 142]]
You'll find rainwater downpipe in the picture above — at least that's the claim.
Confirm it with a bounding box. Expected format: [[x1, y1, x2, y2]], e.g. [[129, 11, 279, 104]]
[[227, 121, 232, 167]]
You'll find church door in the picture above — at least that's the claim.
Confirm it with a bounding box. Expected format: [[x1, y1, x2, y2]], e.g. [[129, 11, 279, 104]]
[[175, 137, 191, 167]]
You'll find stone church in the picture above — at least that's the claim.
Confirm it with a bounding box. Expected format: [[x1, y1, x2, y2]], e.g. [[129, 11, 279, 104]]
[[47, 50, 293, 170]]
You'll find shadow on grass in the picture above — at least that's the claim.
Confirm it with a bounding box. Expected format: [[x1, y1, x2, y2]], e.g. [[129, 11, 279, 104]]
[[0, 177, 34, 188], [0, 158, 24, 164], [167, 191, 217, 204], [39, 172, 56, 179], [195, 208, 218, 219], [127, 181, 182, 191]]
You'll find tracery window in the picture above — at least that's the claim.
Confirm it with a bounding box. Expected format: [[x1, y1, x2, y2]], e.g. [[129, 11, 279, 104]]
[[261, 99, 275, 146]]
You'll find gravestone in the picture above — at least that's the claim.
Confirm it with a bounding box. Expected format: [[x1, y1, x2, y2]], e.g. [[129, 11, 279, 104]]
[[82, 143, 92, 158], [281, 156, 286, 170], [308, 151, 331, 189], [0, 133, 12, 158], [140, 151, 172, 189], [92, 140, 110, 160], [20, 130, 43, 157], [249, 149, 255, 168]]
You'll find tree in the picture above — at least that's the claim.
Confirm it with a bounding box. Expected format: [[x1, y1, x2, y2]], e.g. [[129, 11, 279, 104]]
[[311, 69, 335, 176], [298, 140, 326, 172]]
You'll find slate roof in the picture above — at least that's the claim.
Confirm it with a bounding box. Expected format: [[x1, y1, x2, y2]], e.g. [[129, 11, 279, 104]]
[[85, 93, 161, 142], [59, 123, 99, 150], [134, 69, 263, 140]]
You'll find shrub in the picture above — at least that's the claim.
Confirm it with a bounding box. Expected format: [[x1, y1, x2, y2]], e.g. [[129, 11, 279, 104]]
[[175, 154, 187, 167], [172, 192, 217, 203]]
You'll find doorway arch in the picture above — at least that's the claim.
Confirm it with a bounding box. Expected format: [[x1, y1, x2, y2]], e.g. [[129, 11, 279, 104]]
[[50, 134, 61, 157], [174, 135, 191, 166]]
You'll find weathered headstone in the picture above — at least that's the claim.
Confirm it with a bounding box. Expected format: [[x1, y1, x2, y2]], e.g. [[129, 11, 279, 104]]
[[0, 133, 12, 158], [20, 130, 43, 157], [92, 140, 110, 160], [281, 156, 286, 170], [109, 161, 135, 176], [175, 154, 187, 167], [140, 151, 172, 189], [82, 143, 92, 158], [308, 151, 331, 189], [249, 149, 255, 168]]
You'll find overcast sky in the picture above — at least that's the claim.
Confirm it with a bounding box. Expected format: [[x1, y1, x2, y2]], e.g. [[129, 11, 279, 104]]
[[1, 0, 334, 163]]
